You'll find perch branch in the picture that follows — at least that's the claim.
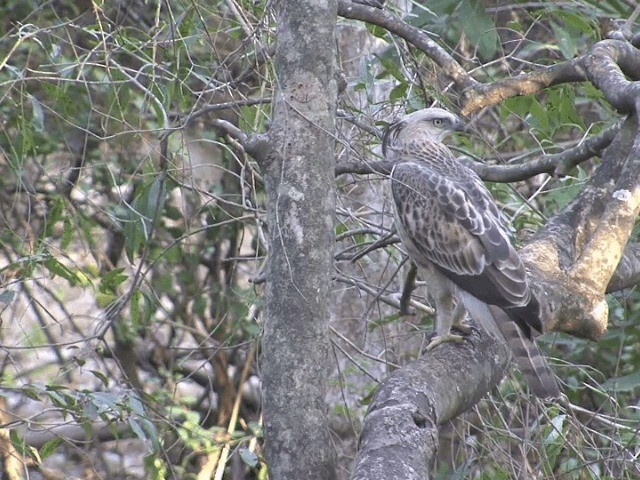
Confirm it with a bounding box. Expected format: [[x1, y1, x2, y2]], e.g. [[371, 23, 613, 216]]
[[352, 329, 512, 480]]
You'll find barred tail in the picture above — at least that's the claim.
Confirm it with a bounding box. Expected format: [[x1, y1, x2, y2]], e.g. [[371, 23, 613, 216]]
[[488, 305, 560, 398], [458, 290, 560, 398]]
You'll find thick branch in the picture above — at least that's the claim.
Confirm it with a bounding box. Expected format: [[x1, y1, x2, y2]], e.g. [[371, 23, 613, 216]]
[[461, 58, 587, 116], [585, 40, 640, 113], [461, 123, 618, 181], [462, 40, 640, 116], [337, 0, 476, 90], [336, 122, 618, 180], [352, 329, 511, 480], [522, 112, 640, 338], [336, 125, 620, 182], [607, 243, 640, 292]]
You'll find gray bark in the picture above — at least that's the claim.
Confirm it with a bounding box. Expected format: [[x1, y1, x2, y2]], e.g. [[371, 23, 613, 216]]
[[351, 329, 512, 479], [260, 1, 338, 479]]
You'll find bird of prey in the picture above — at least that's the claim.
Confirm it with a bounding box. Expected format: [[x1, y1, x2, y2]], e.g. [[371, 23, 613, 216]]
[[383, 107, 560, 398]]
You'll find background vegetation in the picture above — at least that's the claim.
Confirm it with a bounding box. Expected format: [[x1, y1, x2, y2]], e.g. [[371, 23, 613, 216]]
[[0, 0, 638, 478]]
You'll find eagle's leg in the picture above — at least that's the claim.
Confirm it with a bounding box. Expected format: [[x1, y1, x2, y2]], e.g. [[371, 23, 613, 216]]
[[426, 278, 472, 350], [451, 299, 472, 334]]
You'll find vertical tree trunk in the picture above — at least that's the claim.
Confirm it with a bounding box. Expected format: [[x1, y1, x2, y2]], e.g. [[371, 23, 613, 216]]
[[261, 1, 338, 478]]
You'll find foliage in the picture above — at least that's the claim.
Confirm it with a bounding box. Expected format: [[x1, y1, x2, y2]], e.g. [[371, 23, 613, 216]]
[[0, 0, 267, 477]]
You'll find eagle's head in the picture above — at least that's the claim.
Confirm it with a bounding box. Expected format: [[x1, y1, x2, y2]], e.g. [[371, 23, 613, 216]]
[[382, 108, 464, 156]]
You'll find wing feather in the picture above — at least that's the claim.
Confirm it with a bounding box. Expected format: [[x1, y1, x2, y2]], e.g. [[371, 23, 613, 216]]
[[391, 159, 530, 309]]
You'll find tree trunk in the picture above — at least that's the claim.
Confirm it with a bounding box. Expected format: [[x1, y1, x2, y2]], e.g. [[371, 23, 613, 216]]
[[260, 0, 338, 478]]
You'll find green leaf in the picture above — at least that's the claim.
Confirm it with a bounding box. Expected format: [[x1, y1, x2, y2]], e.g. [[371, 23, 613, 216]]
[[551, 22, 577, 60], [131, 290, 142, 329], [365, 23, 388, 40], [10, 430, 29, 457], [43, 197, 64, 239], [602, 371, 640, 393], [43, 257, 79, 286], [141, 417, 160, 452], [555, 11, 596, 36], [124, 176, 167, 261], [458, 0, 498, 60], [129, 417, 147, 443], [543, 414, 566, 471], [502, 95, 533, 119], [61, 215, 73, 251], [128, 393, 146, 417], [39, 438, 62, 459], [89, 370, 110, 387], [100, 268, 128, 292], [21, 385, 40, 401], [0, 290, 15, 304], [83, 400, 99, 420], [422, 0, 458, 17], [28, 94, 45, 133], [527, 98, 550, 131], [239, 448, 259, 467], [90, 391, 120, 413], [390, 82, 408, 103]]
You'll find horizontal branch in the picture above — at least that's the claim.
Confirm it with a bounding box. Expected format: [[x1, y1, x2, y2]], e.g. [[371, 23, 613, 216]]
[[461, 58, 587, 116], [21, 421, 129, 449], [461, 123, 620, 182], [462, 39, 640, 116], [336, 121, 617, 182]]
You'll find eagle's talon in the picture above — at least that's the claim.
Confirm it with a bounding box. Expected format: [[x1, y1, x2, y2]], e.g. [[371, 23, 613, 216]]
[[452, 321, 473, 335], [426, 333, 465, 351]]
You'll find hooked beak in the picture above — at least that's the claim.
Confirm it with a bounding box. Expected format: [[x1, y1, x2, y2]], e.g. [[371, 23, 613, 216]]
[[453, 117, 466, 133]]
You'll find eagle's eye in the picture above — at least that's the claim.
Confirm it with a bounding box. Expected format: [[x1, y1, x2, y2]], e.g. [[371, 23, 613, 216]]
[[432, 118, 444, 127]]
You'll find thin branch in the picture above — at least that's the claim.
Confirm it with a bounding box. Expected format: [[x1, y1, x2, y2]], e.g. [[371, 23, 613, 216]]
[[336, 159, 393, 176], [179, 98, 271, 126], [347, 231, 399, 262], [337, 109, 383, 138], [461, 122, 620, 182], [336, 0, 476, 90], [334, 273, 434, 315]]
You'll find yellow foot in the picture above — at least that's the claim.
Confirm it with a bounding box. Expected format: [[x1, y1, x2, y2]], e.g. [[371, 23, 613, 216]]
[[426, 333, 465, 351]]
